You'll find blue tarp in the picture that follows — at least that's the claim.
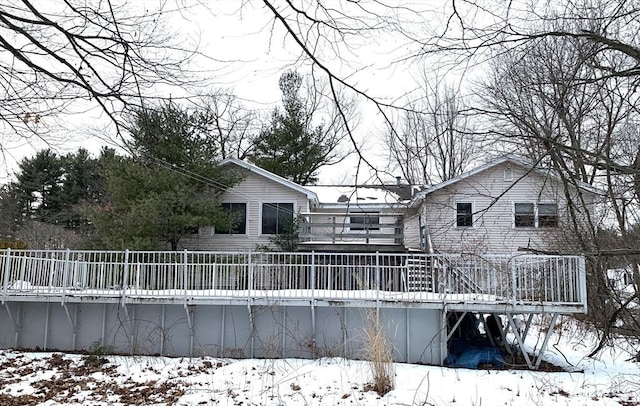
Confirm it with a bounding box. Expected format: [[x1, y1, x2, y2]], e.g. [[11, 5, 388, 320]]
[[445, 338, 506, 369], [444, 346, 505, 369]]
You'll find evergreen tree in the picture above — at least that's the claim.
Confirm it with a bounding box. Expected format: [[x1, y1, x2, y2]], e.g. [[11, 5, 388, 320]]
[[89, 102, 239, 250], [250, 71, 341, 185], [13, 149, 65, 224]]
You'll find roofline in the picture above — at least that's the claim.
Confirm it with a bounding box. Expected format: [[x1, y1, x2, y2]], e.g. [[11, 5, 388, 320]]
[[219, 158, 319, 203], [409, 156, 602, 206], [316, 202, 408, 210]]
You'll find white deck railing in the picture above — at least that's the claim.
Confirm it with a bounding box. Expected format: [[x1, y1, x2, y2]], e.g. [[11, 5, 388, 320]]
[[1, 249, 586, 308]]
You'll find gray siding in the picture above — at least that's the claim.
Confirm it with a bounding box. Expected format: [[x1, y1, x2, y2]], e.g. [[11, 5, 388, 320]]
[[0, 301, 443, 364]]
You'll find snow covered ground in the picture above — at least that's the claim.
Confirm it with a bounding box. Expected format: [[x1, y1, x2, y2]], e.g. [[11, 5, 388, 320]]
[[0, 317, 638, 405]]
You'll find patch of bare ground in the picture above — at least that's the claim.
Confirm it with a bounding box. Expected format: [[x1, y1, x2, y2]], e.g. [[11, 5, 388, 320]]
[[0, 352, 186, 405]]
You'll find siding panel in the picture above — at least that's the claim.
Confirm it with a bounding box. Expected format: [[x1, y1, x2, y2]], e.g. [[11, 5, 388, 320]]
[[423, 162, 594, 253], [179, 171, 311, 251]]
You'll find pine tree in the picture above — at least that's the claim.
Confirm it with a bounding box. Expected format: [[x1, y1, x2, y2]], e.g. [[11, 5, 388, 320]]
[[250, 71, 335, 186], [89, 102, 240, 250]]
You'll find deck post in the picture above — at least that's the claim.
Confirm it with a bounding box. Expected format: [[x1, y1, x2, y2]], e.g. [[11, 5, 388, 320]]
[[310, 252, 316, 343], [2, 248, 10, 304], [440, 307, 448, 365], [510, 260, 517, 306], [578, 256, 587, 311], [160, 304, 166, 355], [61, 249, 70, 304], [184, 304, 194, 357], [220, 306, 225, 357], [183, 249, 188, 305], [534, 313, 559, 369], [43, 302, 50, 350], [121, 249, 130, 305], [507, 315, 533, 369], [3, 302, 21, 348], [61, 302, 78, 350]]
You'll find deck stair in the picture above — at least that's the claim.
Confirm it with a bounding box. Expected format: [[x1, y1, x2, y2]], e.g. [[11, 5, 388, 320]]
[[404, 255, 483, 293], [405, 258, 432, 291]]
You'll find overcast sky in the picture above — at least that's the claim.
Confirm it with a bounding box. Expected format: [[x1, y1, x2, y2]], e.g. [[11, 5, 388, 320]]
[[1, 1, 472, 185]]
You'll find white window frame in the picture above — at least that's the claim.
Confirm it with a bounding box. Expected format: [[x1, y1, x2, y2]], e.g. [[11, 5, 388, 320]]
[[512, 201, 559, 228], [504, 165, 513, 181], [214, 202, 248, 235], [259, 201, 297, 236], [454, 201, 475, 228]]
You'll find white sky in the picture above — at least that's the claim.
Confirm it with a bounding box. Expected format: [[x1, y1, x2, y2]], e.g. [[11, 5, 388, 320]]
[[0, 1, 476, 185]]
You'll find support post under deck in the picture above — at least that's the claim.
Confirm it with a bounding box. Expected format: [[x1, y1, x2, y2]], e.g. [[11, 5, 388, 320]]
[[534, 313, 559, 369]]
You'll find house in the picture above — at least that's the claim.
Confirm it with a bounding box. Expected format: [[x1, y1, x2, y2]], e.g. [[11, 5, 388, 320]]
[[0, 157, 594, 368], [407, 156, 601, 254], [181, 156, 600, 255], [180, 158, 414, 252]]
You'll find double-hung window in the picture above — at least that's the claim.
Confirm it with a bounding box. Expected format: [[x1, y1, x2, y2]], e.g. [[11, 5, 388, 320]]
[[514, 202, 558, 228], [262, 202, 294, 234], [456, 202, 473, 227], [514, 203, 535, 227], [537, 203, 558, 227]]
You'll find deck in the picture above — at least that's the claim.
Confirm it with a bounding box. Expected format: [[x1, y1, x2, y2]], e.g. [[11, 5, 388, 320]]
[[1, 249, 587, 314]]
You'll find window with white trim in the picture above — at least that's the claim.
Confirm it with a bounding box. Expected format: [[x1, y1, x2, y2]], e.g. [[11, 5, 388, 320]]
[[514, 202, 558, 228], [215, 203, 247, 234], [504, 165, 513, 181], [456, 202, 473, 227], [538, 203, 558, 227], [261, 202, 294, 234]]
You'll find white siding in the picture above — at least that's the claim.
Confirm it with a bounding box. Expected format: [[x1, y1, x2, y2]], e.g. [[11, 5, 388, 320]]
[[423, 162, 595, 254], [403, 212, 421, 250], [179, 170, 311, 251]]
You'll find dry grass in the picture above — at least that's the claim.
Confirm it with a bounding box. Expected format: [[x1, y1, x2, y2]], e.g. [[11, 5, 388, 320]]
[[362, 310, 395, 396]]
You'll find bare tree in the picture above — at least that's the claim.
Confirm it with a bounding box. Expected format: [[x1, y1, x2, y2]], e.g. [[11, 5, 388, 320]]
[[481, 19, 640, 352], [386, 73, 477, 184], [254, 1, 640, 174], [195, 91, 258, 160], [0, 1, 203, 156]]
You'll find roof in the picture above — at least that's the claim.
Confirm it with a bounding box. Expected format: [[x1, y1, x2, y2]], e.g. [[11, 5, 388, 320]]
[[410, 156, 602, 206], [219, 158, 319, 203], [304, 185, 403, 208]]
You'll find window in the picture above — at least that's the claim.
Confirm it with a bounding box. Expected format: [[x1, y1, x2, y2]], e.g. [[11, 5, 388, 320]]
[[514, 203, 535, 227], [216, 203, 247, 234], [456, 202, 473, 227], [350, 213, 380, 231], [261, 202, 294, 234], [504, 166, 513, 181], [538, 203, 558, 227], [514, 202, 558, 228]]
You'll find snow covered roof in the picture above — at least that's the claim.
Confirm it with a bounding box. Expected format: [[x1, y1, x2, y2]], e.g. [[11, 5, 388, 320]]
[[304, 185, 404, 207]]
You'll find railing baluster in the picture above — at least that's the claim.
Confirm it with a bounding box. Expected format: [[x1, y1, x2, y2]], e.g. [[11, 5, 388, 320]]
[[0, 249, 588, 309], [2, 248, 10, 304]]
